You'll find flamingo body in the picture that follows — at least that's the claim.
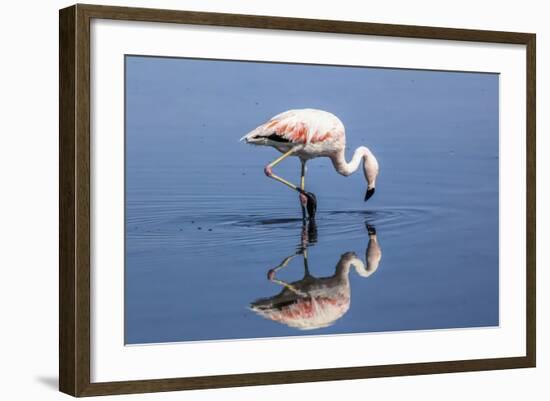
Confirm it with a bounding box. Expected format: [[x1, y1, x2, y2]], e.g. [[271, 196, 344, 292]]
[[250, 273, 351, 330], [242, 109, 380, 216], [250, 231, 382, 330], [242, 109, 346, 160]]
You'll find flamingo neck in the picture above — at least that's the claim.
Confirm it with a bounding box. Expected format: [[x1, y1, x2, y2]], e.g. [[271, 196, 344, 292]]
[[331, 146, 377, 189], [331, 146, 369, 176]]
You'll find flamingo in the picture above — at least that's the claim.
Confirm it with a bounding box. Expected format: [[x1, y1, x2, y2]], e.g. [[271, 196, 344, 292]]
[[241, 109, 380, 220], [250, 222, 382, 330]]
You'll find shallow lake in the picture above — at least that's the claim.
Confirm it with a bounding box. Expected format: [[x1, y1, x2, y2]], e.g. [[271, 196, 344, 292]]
[[124, 56, 499, 344]]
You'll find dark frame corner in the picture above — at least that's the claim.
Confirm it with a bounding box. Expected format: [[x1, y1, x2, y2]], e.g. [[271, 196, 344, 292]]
[[59, 3, 536, 397]]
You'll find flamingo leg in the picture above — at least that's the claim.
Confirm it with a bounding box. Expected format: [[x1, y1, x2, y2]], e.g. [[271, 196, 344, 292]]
[[300, 160, 307, 220], [263, 149, 301, 192], [300, 160, 306, 189], [264, 149, 317, 219]]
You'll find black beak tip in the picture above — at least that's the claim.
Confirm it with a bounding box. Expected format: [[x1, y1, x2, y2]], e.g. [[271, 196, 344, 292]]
[[364, 188, 375, 202]]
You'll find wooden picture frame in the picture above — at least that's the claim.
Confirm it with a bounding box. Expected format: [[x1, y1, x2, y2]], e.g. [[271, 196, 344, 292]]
[[59, 3, 536, 397]]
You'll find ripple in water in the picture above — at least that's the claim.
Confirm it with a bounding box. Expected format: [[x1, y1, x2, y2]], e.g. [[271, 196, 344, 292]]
[[126, 204, 443, 253]]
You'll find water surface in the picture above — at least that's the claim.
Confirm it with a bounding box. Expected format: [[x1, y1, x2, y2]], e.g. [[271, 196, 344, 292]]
[[124, 56, 499, 344]]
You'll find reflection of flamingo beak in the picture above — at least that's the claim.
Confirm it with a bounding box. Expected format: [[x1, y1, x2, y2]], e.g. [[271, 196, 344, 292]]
[[366, 224, 376, 235], [364, 187, 375, 202]]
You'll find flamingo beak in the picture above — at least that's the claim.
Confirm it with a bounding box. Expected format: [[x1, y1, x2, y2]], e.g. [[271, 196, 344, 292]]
[[364, 188, 375, 202]]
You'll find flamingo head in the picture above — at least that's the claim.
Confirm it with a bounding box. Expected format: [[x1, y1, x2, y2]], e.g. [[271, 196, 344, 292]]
[[363, 149, 379, 202]]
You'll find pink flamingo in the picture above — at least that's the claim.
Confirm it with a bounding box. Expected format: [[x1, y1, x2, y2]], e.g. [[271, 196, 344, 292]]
[[250, 222, 382, 330], [241, 109, 380, 219]]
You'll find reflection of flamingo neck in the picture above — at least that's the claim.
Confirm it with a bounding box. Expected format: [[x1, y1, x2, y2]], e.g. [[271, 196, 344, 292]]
[[336, 235, 382, 279], [364, 235, 382, 277], [336, 254, 365, 278]]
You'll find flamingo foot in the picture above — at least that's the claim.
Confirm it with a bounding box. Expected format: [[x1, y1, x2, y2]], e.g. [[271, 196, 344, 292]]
[[304, 191, 317, 220], [298, 190, 317, 220]]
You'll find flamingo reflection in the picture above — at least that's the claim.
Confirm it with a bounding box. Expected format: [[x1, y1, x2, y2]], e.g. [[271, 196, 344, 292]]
[[250, 222, 382, 330]]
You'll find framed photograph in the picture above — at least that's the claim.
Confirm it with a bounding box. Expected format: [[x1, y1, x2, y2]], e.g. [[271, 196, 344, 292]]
[[59, 4, 536, 397]]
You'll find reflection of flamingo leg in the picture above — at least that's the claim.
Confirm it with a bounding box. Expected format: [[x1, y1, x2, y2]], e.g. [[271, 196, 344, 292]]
[[267, 253, 298, 277], [267, 252, 299, 281], [302, 248, 311, 277], [269, 278, 307, 297], [267, 252, 308, 297]]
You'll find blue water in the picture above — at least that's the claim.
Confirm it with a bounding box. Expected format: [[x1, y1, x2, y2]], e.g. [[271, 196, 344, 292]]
[[124, 56, 499, 344]]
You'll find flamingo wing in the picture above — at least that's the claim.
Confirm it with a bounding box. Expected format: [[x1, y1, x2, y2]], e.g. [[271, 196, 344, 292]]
[[241, 109, 344, 145]]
